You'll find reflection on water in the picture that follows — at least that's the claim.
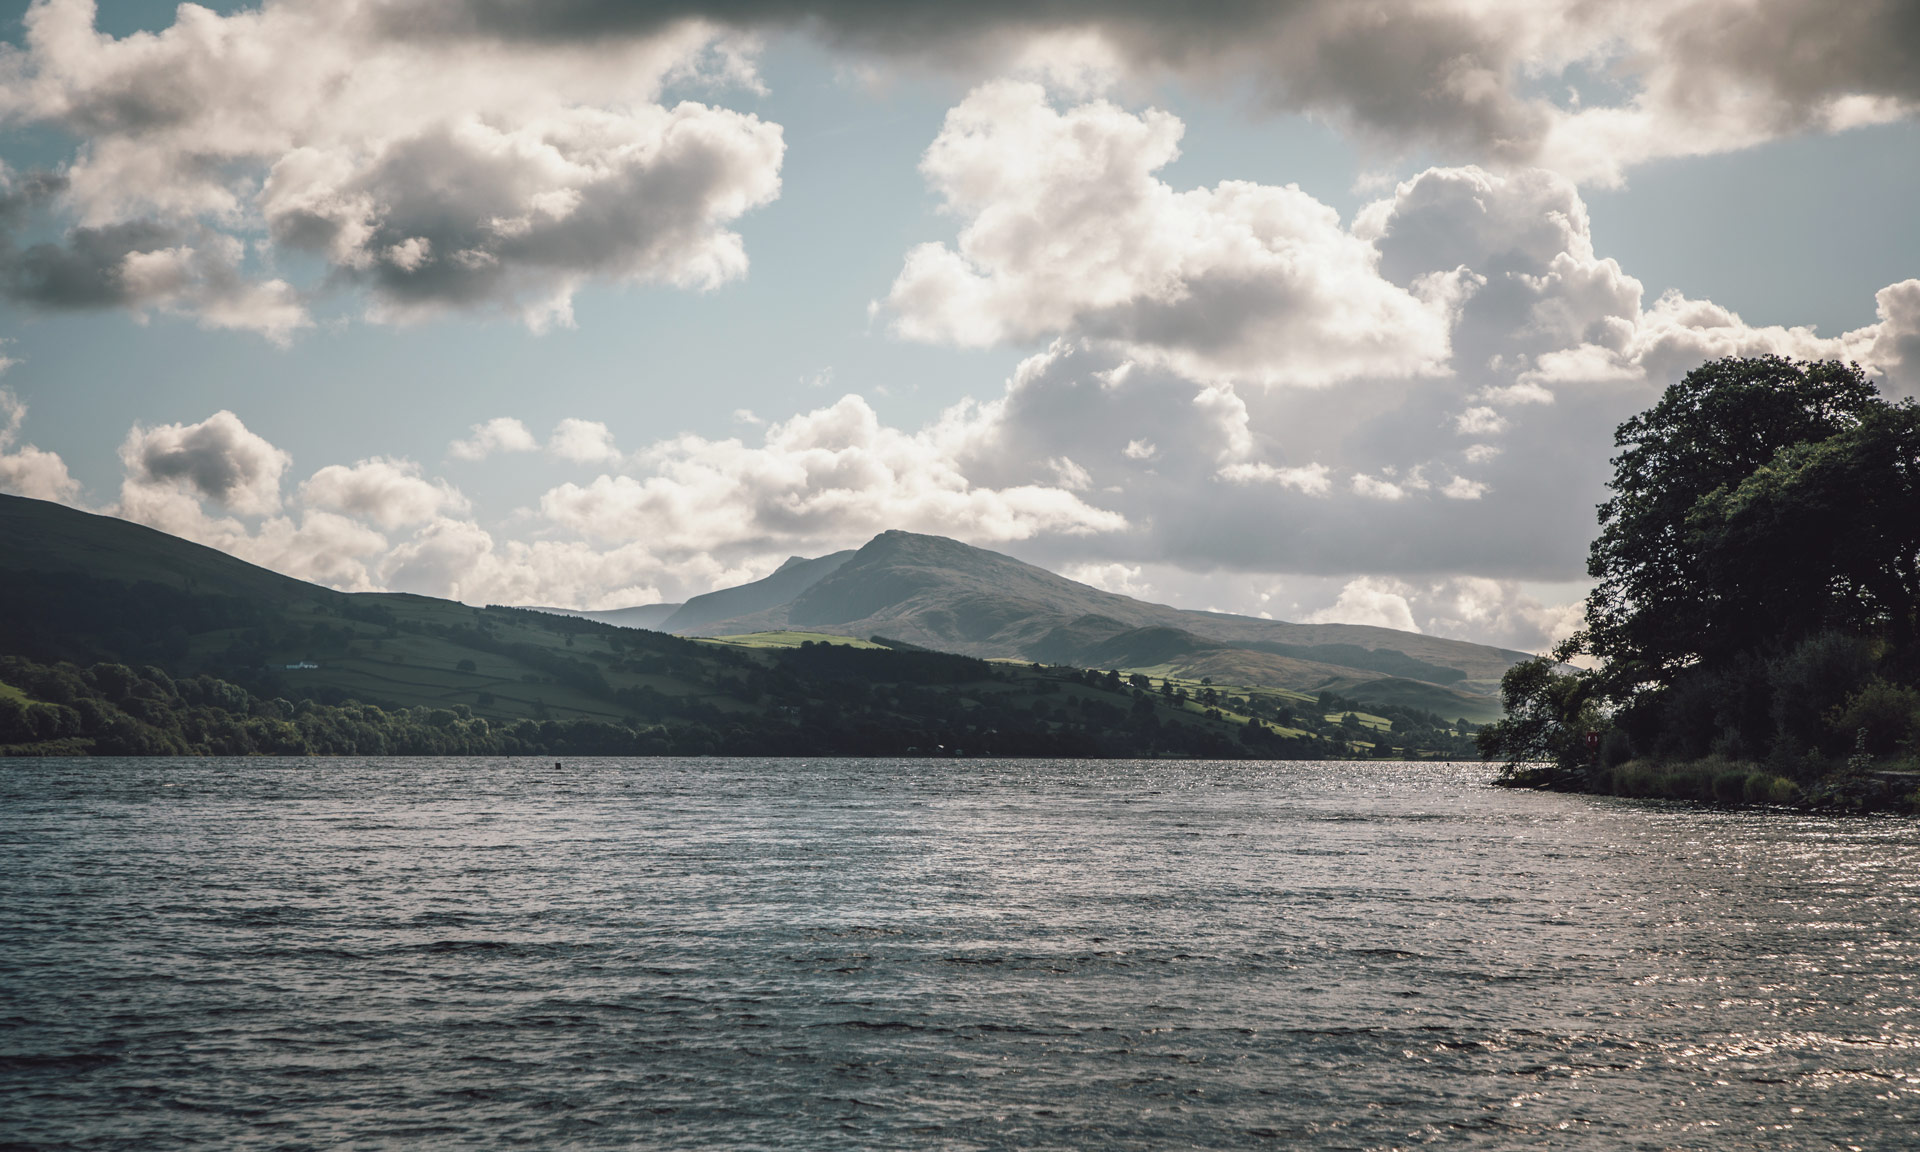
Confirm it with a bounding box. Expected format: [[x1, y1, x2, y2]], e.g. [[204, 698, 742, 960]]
[[2, 758, 1916, 1149]]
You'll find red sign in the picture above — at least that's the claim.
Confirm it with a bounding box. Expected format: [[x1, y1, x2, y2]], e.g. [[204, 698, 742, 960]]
[[1585, 731, 1601, 749]]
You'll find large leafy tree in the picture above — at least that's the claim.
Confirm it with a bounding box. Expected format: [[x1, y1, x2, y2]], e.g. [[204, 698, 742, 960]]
[[1582, 357, 1886, 695], [1476, 656, 1601, 781], [1485, 356, 1920, 776], [1687, 402, 1920, 663]]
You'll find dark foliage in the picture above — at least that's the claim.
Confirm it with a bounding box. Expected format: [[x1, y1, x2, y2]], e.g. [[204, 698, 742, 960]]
[[0, 652, 1319, 760], [1480, 356, 1920, 786]]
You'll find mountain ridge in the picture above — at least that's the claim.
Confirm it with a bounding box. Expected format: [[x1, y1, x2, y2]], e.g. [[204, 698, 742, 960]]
[[664, 530, 1525, 718], [0, 493, 1490, 760], [7, 493, 1515, 720]]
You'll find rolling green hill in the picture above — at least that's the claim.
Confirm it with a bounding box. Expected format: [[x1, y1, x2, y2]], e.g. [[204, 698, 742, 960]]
[[0, 494, 1484, 758], [656, 530, 1520, 720]]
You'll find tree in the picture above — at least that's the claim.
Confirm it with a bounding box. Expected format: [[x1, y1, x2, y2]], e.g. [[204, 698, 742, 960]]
[[1563, 355, 1920, 772], [1476, 656, 1601, 782], [1686, 401, 1920, 663], [1583, 356, 1883, 693]]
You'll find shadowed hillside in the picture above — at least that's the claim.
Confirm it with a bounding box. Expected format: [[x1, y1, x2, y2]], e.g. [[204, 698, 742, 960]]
[[0, 494, 1485, 758], [663, 550, 856, 632]]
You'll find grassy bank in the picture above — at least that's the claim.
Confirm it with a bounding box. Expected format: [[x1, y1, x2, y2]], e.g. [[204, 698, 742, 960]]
[[1499, 756, 1920, 813]]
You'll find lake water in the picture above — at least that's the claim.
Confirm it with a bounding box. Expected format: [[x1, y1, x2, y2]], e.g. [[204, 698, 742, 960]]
[[2, 758, 1917, 1150]]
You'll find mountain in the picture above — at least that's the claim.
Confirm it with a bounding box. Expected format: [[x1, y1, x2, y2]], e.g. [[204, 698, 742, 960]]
[[2, 494, 1490, 759], [672, 530, 1526, 719], [520, 550, 855, 634], [661, 550, 855, 632]]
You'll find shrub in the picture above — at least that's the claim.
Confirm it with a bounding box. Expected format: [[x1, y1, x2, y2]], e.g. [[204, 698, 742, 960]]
[[1828, 680, 1920, 757]]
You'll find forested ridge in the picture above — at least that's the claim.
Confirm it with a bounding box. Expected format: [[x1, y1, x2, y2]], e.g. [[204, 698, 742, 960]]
[[0, 650, 1475, 760], [0, 491, 1493, 760]]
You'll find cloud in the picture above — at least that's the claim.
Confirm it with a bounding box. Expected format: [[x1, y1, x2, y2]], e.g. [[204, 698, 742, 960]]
[[1867, 280, 1920, 396], [119, 410, 291, 516], [885, 81, 1454, 387], [1454, 407, 1506, 435], [85, 395, 1127, 610], [1350, 474, 1406, 501], [299, 456, 469, 529], [1060, 561, 1154, 599], [1217, 461, 1331, 494], [0, 172, 309, 343], [1298, 573, 1576, 650], [104, 410, 458, 592], [38, 76, 1915, 651], [1530, 1, 1920, 183], [265, 101, 783, 329], [1440, 476, 1486, 500], [1359, 165, 1917, 401], [538, 392, 1127, 558], [0, 0, 784, 335], [1305, 577, 1420, 632], [1, 0, 1902, 347], [548, 417, 621, 463], [60, 128, 1915, 649], [0, 386, 80, 503], [875, 150, 1918, 586], [1415, 576, 1584, 655], [388, 0, 1918, 180], [449, 416, 539, 460], [120, 487, 394, 592], [1045, 456, 1092, 491]]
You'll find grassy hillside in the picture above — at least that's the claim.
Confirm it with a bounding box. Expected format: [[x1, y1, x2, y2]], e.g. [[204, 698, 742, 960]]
[[0, 492, 319, 602], [0, 494, 1484, 758], [662, 550, 855, 632], [680, 531, 1521, 718]]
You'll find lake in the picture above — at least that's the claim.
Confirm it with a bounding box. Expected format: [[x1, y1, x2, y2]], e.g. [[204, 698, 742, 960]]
[[2, 758, 1916, 1149]]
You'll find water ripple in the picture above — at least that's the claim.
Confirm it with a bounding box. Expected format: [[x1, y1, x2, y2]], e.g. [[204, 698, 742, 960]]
[[2, 757, 1917, 1149]]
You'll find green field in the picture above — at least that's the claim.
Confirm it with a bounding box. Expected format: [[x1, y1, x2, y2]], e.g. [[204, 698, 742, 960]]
[[699, 631, 888, 651]]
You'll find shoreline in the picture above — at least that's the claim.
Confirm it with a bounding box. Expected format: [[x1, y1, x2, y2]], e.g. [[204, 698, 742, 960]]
[[1498, 756, 1920, 814]]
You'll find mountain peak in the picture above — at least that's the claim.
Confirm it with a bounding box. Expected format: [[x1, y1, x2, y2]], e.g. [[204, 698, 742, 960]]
[[660, 526, 1522, 719]]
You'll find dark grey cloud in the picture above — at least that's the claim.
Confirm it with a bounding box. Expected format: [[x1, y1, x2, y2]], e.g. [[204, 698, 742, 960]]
[[390, 0, 1546, 157], [267, 110, 781, 319], [121, 410, 292, 515], [259, 103, 782, 325], [377, 0, 1920, 164], [0, 172, 178, 309], [1652, 0, 1920, 128], [0, 169, 306, 340], [5, 220, 184, 308], [1, 1, 781, 335]]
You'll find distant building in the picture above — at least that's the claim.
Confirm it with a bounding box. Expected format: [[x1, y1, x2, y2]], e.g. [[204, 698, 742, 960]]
[[284, 661, 319, 670]]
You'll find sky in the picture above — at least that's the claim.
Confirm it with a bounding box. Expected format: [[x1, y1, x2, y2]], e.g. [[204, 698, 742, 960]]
[[0, 0, 1916, 653]]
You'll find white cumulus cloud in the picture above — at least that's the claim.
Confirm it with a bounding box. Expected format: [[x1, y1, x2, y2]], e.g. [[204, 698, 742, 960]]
[[0, 387, 80, 504], [548, 418, 622, 464], [1306, 577, 1421, 633], [449, 417, 540, 461], [0, 0, 784, 336], [300, 457, 469, 530], [885, 81, 1455, 388]]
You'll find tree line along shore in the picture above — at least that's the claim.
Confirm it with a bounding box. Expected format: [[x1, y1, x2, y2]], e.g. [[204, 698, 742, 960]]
[[1479, 356, 1920, 814]]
